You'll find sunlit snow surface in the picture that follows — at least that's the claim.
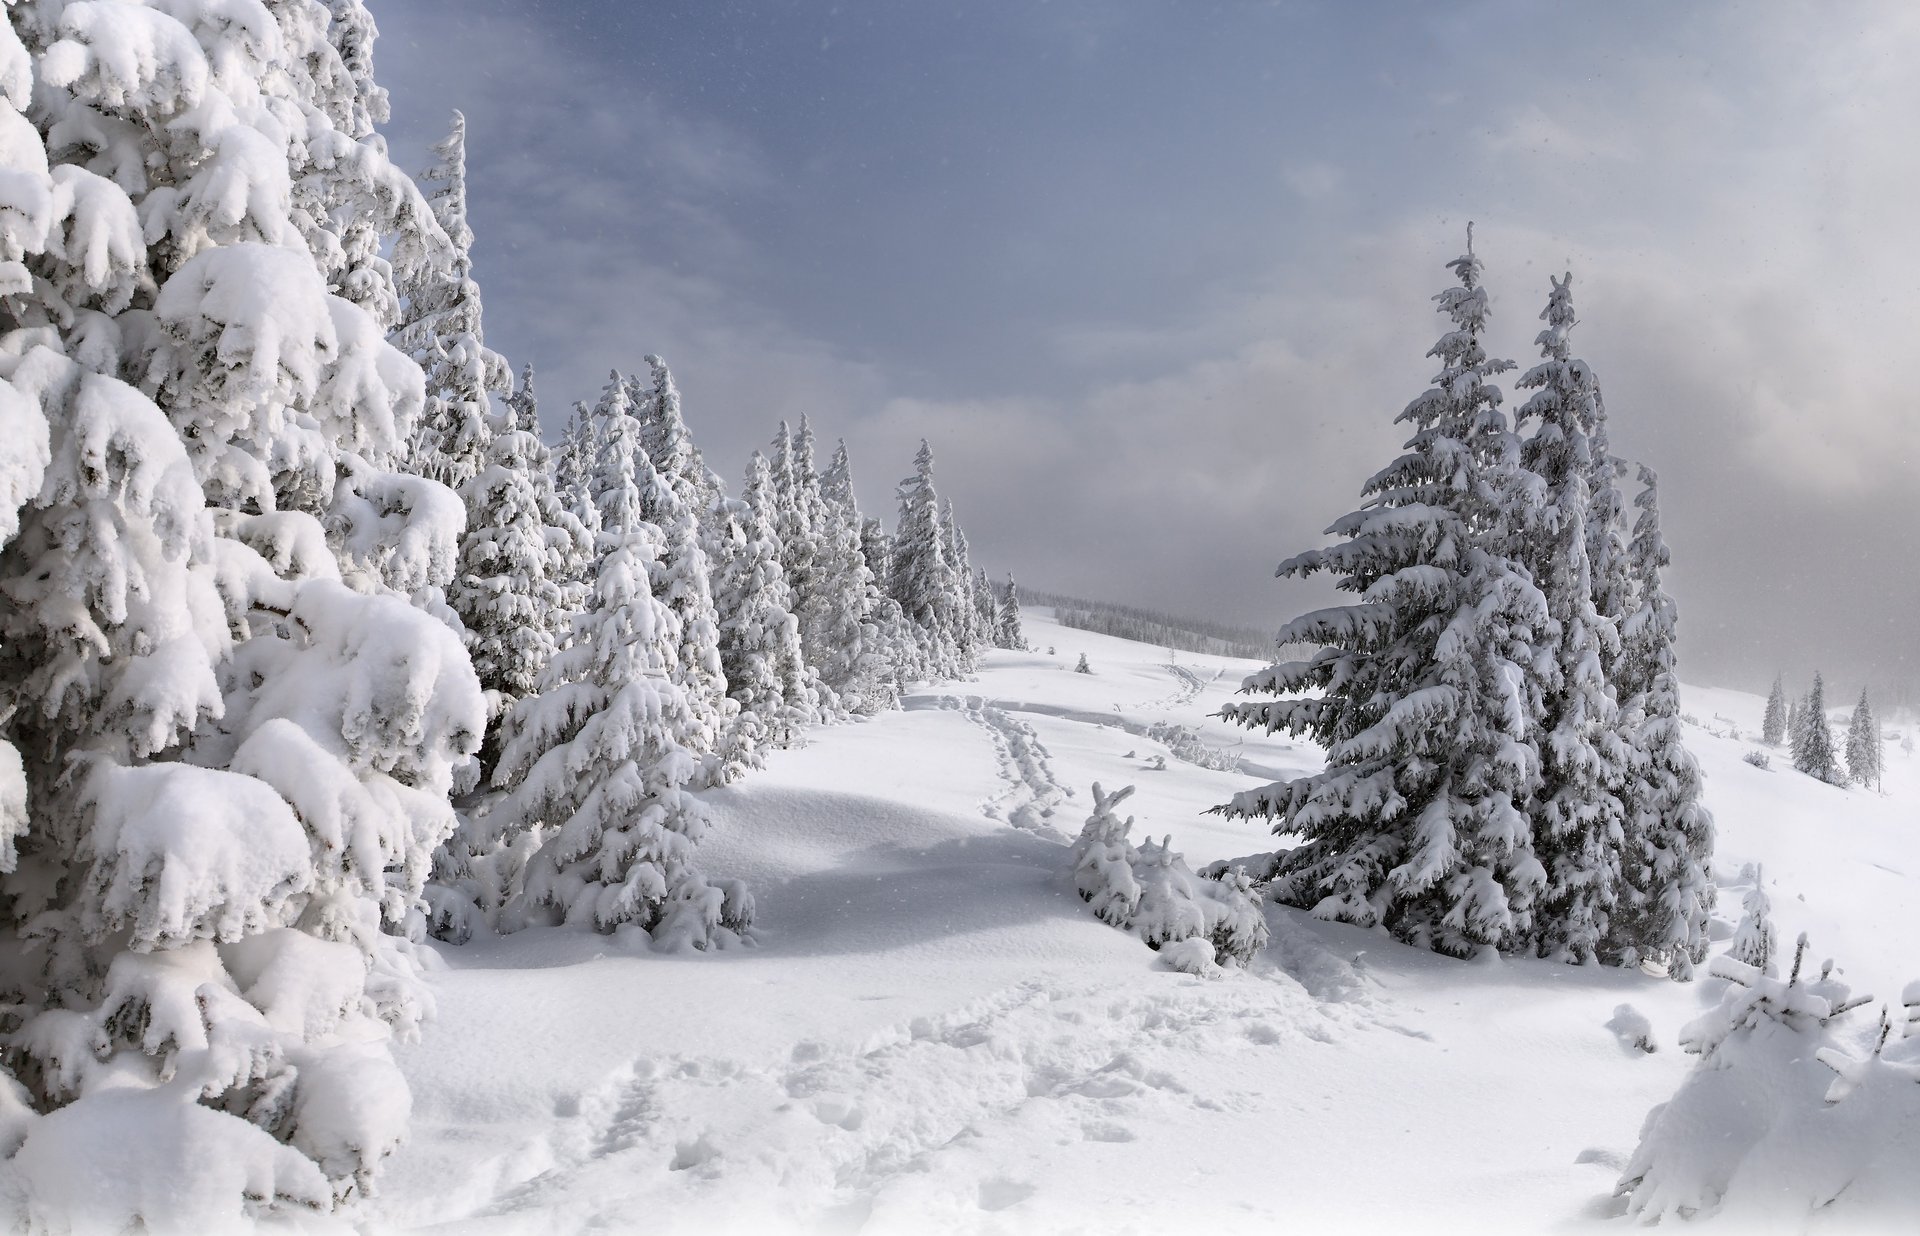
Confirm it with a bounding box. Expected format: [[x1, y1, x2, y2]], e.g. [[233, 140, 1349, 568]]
[[372, 610, 1920, 1235]]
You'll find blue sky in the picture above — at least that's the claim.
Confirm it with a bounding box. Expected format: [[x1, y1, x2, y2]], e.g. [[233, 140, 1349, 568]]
[[375, 0, 1920, 701]]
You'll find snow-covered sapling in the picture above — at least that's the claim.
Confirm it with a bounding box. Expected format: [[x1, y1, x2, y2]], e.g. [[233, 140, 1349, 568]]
[[1075, 653, 1091, 674], [1071, 783, 1142, 927]]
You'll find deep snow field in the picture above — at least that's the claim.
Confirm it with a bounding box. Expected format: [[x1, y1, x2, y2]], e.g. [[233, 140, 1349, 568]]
[[368, 610, 1920, 1236]]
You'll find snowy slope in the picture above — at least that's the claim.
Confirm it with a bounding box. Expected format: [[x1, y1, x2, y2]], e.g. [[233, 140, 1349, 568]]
[[369, 611, 1919, 1235]]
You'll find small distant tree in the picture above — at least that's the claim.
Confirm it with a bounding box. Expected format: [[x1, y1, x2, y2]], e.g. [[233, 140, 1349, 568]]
[[1845, 689, 1880, 790], [1762, 676, 1787, 746], [1075, 653, 1092, 674], [1787, 695, 1803, 750], [997, 574, 1028, 650], [1793, 674, 1840, 783]]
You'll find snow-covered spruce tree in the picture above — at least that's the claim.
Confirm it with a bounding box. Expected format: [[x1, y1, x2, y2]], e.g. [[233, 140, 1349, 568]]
[[943, 499, 982, 666], [1075, 653, 1092, 674], [1794, 672, 1840, 783], [394, 110, 510, 493], [997, 574, 1028, 650], [1727, 869, 1777, 975], [623, 384, 739, 786], [0, 3, 488, 1222], [1072, 783, 1143, 927], [1787, 694, 1804, 752], [972, 564, 997, 647], [1584, 388, 1634, 686], [1762, 676, 1788, 746], [507, 367, 592, 646], [814, 439, 900, 714], [1510, 273, 1629, 964], [1846, 689, 1879, 789], [1609, 464, 1714, 976], [1215, 229, 1552, 958], [890, 441, 967, 680], [448, 369, 562, 744], [712, 452, 818, 747], [488, 370, 750, 946]]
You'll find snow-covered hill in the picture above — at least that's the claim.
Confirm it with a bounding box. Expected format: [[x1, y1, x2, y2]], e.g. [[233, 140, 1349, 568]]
[[371, 610, 1920, 1235]]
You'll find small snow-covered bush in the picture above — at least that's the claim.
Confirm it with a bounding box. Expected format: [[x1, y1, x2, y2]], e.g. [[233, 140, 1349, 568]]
[[1074, 653, 1091, 674], [1741, 750, 1770, 770], [1615, 935, 1917, 1227], [1068, 785, 1268, 968], [1145, 720, 1238, 771]]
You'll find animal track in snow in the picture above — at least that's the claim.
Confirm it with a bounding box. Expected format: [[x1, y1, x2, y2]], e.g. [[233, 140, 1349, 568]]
[[940, 695, 1072, 838]]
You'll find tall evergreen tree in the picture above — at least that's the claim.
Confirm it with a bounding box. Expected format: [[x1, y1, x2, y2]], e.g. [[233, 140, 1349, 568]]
[[998, 574, 1028, 651], [449, 369, 563, 746], [1787, 693, 1804, 751], [943, 498, 982, 671], [1215, 229, 1550, 958], [1846, 689, 1880, 789], [0, 5, 487, 1214], [1610, 465, 1715, 977], [890, 441, 966, 680], [1511, 272, 1629, 964], [1762, 676, 1788, 746], [395, 111, 510, 491], [713, 453, 818, 747], [490, 372, 749, 946], [1793, 673, 1839, 783], [814, 440, 899, 714]]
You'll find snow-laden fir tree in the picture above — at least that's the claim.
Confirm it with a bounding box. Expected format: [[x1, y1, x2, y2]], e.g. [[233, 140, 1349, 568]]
[[394, 110, 510, 492], [890, 441, 968, 680], [1072, 783, 1143, 927], [509, 368, 592, 639], [943, 498, 982, 667], [1727, 870, 1777, 976], [1215, 229, 1552, 958], [1585, 389, 1634, 685], [633, 356, 724, 532], [813, 440, 901, 714], [1510, 272, 1629, 964], [0, 4, 489, 1220], [488, 368, 750, 946], [712, 453, 818, 747], [1787, 694, 1804, 752], [448, 369, 562, 741], [1075, 653, 1092, 674], [1609, 464, 1714, 976], [971, 564, 997, 646], [1794, 673, 1840, 783], [997, 574, 1028, 651], [1762, 676, 1788, 746], [1846, 689, 1880, 789], [622, 381, 739, 786]]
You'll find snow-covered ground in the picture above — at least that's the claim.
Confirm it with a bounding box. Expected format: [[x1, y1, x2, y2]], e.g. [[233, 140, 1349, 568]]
[[369, 610, 1920, 1235]]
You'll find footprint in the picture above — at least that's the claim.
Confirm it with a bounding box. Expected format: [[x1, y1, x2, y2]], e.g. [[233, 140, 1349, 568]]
[[1081, 1122, 1136, 1143], [977, 1179, 1035, 1212]]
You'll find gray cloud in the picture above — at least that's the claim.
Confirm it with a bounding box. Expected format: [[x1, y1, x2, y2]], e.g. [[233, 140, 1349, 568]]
[[372, 0, 1920, 708]]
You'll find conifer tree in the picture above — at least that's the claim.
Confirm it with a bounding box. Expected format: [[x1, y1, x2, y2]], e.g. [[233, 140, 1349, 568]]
[[490, 372, 750, 946], [1511, 272, 1629, 963], [1846, 689, 1880, 789], [449, 368, 563, 754], [998, 574, 1028, 651], [1794, 672, 1840, 783], [630, 393, 738, 786], [943, 500, 982, 667], [1762, 676, 1788, 746], [395, 111, 511, 492], [1216, 229, 1550, 958], [0, 6, 488, 1215], [814, 440, 899, 714], [890, 441, 965, 679], [972, 564, 997, 644], [1788, 694, 1804, 751], [712, 453, 818, 747], [1610, 465, 1715, 976]]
